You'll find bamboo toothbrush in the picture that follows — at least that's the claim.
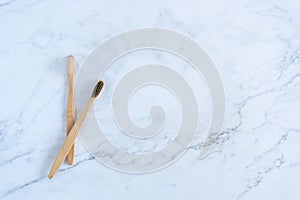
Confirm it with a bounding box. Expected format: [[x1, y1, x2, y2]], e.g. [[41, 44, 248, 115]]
[[67, 55, 76, 165], [48, 80, 104, 179]]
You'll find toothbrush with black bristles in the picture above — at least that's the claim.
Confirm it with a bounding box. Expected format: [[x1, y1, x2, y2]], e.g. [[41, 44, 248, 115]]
[[48, 80, 104, 179]]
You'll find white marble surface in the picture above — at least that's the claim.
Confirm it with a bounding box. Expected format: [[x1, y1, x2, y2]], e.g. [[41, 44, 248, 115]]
[[1, 0, 300, 199]]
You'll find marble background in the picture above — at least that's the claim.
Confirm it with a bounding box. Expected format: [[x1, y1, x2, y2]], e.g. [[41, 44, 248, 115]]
[[0, 0, 300, 199]]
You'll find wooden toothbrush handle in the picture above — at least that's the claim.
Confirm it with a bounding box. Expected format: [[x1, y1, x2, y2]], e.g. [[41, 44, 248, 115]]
[[67, 72, 75, 164], [49, 98, 95, 179]]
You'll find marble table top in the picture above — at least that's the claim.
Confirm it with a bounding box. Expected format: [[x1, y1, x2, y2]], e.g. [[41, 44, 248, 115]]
[[0, 0, 299, 199]]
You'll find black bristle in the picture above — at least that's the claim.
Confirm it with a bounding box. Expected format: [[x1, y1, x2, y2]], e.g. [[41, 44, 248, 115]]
[[93, 80, 104, 97]]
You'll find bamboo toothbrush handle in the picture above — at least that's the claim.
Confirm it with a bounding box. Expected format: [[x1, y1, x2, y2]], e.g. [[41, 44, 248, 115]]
[[49, 98, 95, 179], [67, 56, 76, 165]]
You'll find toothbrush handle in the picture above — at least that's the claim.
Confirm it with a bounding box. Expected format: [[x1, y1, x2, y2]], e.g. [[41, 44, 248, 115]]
[[67, 56, 76, 165], [49, 98, 95, 179]]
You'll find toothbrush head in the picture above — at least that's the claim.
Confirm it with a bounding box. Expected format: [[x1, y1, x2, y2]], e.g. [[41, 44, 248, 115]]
[[68, 55, 76, 75], [92, 80, 104, 98]]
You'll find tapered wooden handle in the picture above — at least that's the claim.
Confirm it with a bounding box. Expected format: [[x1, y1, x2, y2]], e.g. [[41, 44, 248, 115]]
[[67, 55, 76, 165], [48, 98, 95, 179]]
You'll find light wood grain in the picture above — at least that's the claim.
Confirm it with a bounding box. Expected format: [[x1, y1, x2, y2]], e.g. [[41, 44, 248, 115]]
[[49, 98, 95, 179], [48, 80, 104, 179], [67, 55, 76, 165]]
